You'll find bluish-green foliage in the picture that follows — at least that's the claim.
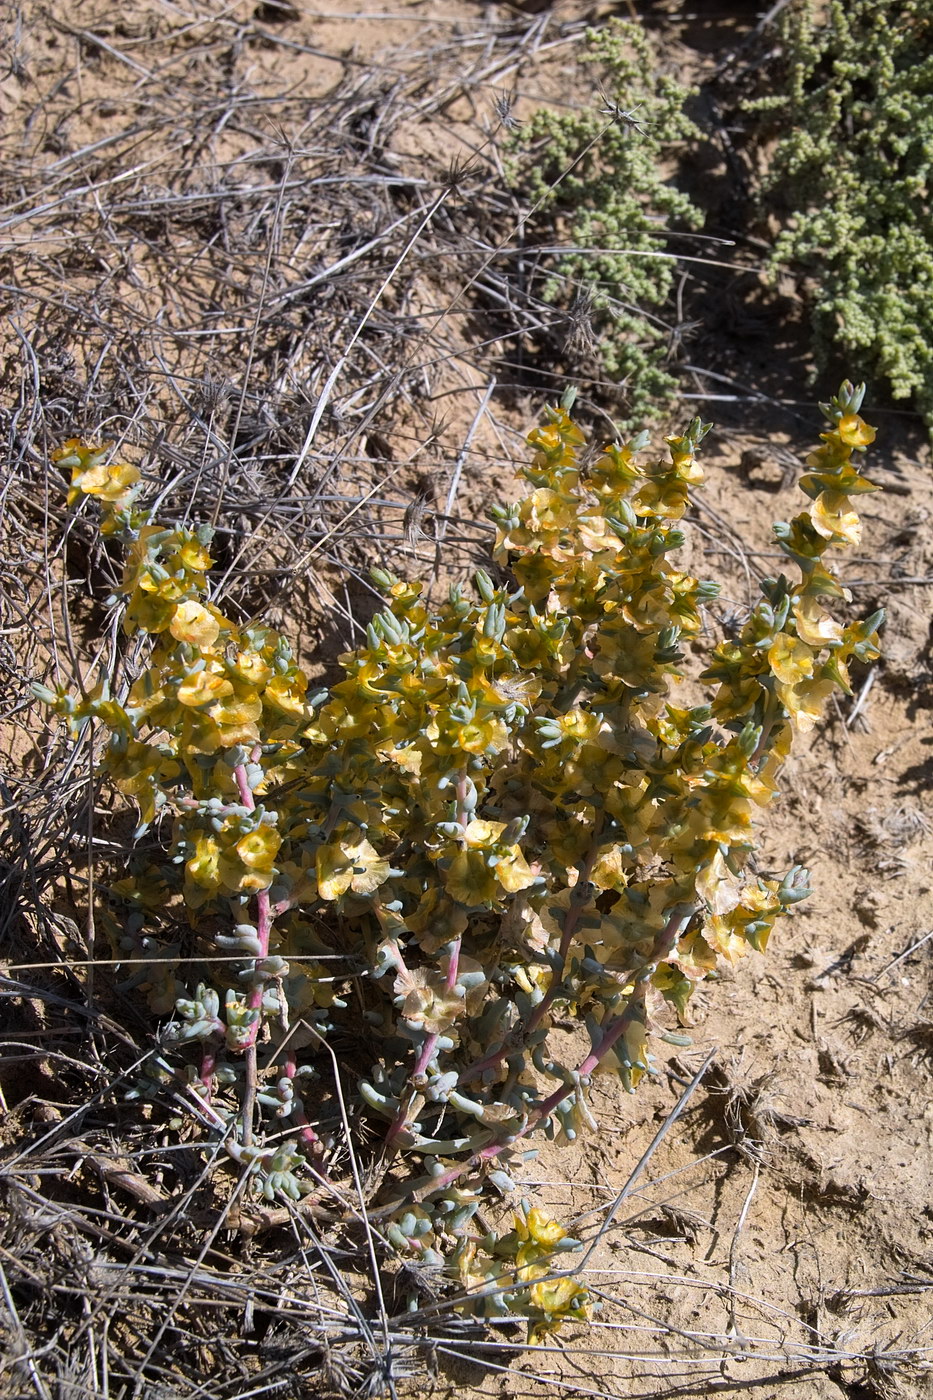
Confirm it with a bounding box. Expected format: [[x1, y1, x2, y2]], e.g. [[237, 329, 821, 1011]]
[[510, 20, 701, 423], [751, 0, 933, 427]]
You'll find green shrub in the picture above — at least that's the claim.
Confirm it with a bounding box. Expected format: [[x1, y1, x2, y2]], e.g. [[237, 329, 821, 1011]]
[[37, 382, 881, 1335], [750, 0, 933, 426], [509, 20, 701, 422]]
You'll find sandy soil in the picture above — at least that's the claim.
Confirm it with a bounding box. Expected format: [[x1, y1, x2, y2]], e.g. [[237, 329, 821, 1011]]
[[1, 2, 931, 1398]]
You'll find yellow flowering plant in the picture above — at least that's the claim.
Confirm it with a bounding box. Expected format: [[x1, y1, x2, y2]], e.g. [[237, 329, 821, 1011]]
[[37, 381, 881, 1340]]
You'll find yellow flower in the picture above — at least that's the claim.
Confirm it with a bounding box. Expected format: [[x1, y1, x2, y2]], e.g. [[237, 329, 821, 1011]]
[[405, 887, 469, 953], [316, 835, 389, 901], [219, 825, 282, 893], [177, 536, 214, 572], [635, 473, 690, 520], [56, 440, 140, 506], [124, 592, 177, 635], [513, 963, 552, 998], [211, 688, 263, 747], [705, 915, 750, 963], [170, 601, 221, 649], [444, 849, 499, 906], [811, 490, 861, 545], [186, 832, 222, 894], [521, 1208, 566, 1248], [127, 667, 166, 718], [113, 740, 178, 828], [695, 848, 740, 916], [767, 634, 814, 685], [793, 596, 843, 648], [837, 413, 875, 449], [523, 488, 577, 533], [456, 715, 509, 754], [529, 1275, 585, 1317], [395, 968, 463, 1034], [590, 846, 628, 891], [265, 673, 309, 716], [177, 667, 233, 708], [229, 650, 272, 687], [237, 827, 280, 870], [52, 439, 104, 470], [776, 677, 833, 730], [446, 820, 538, 899], [74, 459, 140, 504]]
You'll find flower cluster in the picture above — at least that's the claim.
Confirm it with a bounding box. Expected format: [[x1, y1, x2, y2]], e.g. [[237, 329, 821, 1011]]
[[450, 1203, 589, 1342], [38, 382, 881, 1336]]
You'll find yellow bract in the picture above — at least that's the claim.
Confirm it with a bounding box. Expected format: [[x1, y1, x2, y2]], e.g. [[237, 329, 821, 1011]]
[[811, 489, 862, 545], [837, 412, 875, 448], [170, 601, 221, 648], [316, 835, 389, 901], [519, 1208, 566, 1248], [220, 826, 282, 892], [186, 832, 222, 898], [793, 596, 843, 647], [177, 668, 233, 708], [54, 439, 141, 506], [767, 634, 814, 685]]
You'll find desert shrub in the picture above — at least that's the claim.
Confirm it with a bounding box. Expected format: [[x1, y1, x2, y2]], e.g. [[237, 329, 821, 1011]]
[[750, 0, 933, 426], [37, 382, 881, 1336], [509, 20, 701, 422]]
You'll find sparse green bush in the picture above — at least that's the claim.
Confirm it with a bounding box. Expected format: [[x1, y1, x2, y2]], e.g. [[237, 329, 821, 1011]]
[[510, 20, 701, 422], [750, 0, 933, 426], [37, 382, 881, 1336]]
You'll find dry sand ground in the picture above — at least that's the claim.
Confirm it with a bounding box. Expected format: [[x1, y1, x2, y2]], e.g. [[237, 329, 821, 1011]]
[[1, 2, 932, 1397]]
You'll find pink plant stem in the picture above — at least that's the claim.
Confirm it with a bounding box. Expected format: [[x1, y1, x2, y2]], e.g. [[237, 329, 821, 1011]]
[[410, 904, 694, 1201], [371, 895, 412, 981], [384, 930, 463, 1152], [462, 821, 604, 1084], [233, 752, 274, 1147], [445, 936, 461, 992], [413, 995, 648, 1200], [199, 1038, 218, 1102], [282, 1046, 326, 1159], [384, 769, 470, 1151]]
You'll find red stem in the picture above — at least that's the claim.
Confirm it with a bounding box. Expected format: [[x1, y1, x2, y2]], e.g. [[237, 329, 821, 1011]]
[[407, 904, 694, 1202], [462, 821, 604, 1084], [232, 756, 273, 1043], [282, 1046, 326, 1159], [383, 769, 471, 1151], [383, 931, 463, 1152], [232, 752, 275, 1146], [199, 1038, 218, 1101]]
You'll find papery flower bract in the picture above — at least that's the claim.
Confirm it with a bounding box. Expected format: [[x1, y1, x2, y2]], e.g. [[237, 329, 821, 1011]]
[[170, 600, 221, 648], [316, 834, 389, 901], [518, 1208, 567, 1248], [265, 673, 310, 717], [767, 634, 814, 685], [811, 490, 862, 545], [776, 676, 834, 730], [177, 667, 233, 708], [216, 825, 282, 893], [176, 536, 214, 572], [55, 439, 140, 506], [793, 596, 844, 647], [185, 832, 223, 901], [837, 412, 875, 449]]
